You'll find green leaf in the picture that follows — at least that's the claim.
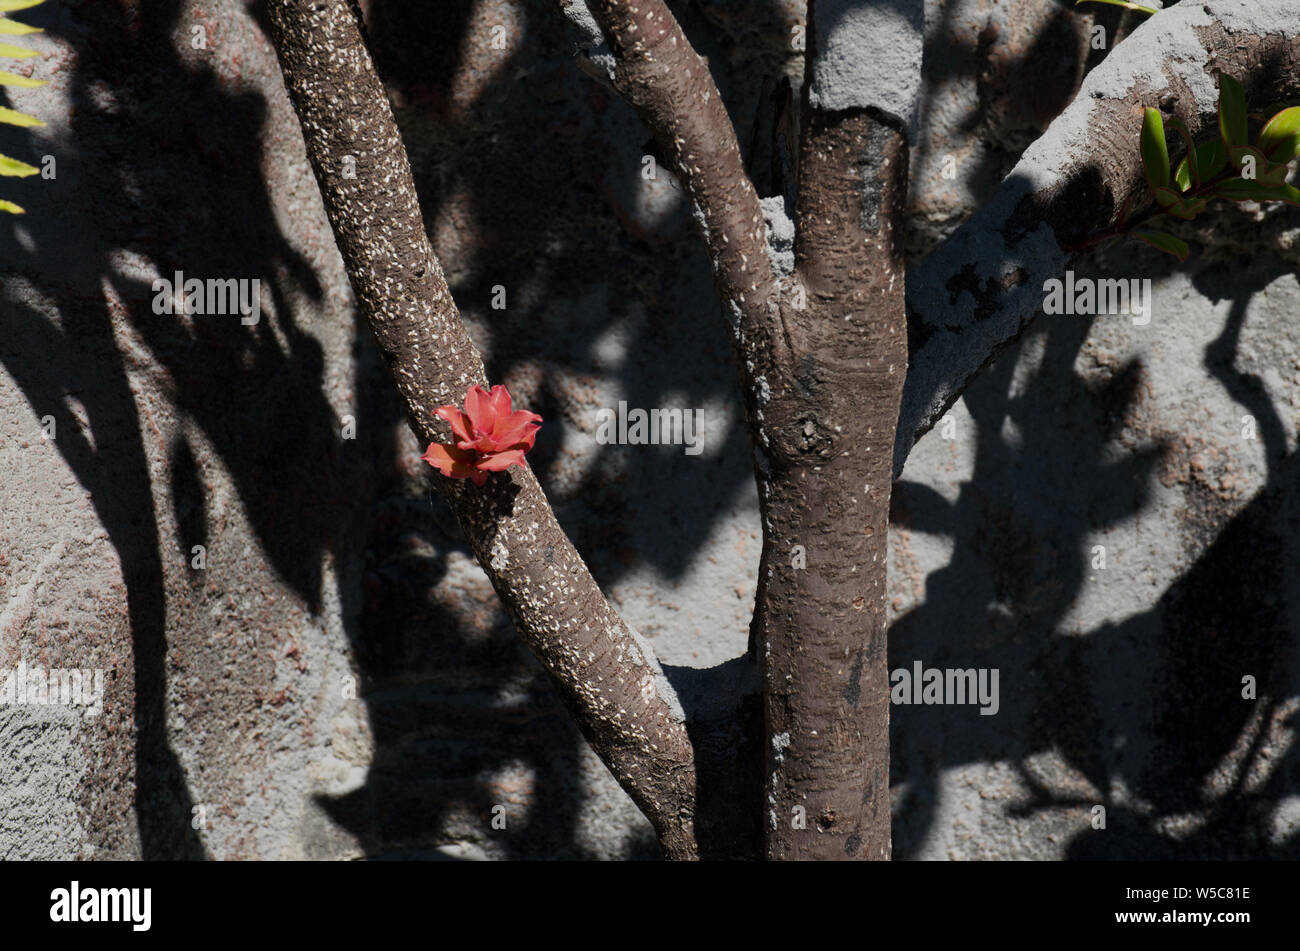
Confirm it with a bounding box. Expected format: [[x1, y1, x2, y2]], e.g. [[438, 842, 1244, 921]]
[[0, 1, 45, 11], [1133, 230, 1189, 261], [1172, 164, 1190, 192], [1256, 106, 1300, 165], [0, 41, 36, 57], [1074, 0, 1158, 12], [1174, 139, 1227, 190], [1141, 107, 1170, 191], [1153, 185, 1181, 209], [1228, 144, 1269, 177], [0, 105, 42, 126], [1167, 117, 1199, 189], [0, 198, 25, 214], [1211, 178, 1300, 206], [0, 152, 37, 176], [1227, 142, 1289, 185], [0, 70, 42, 87], [1257, 162, 1290, 187], [1199, 138, 1229, 179], [1165, 196, 1207, 220], [1218, 74, 1248, 148], [0, 18, 40, 35]]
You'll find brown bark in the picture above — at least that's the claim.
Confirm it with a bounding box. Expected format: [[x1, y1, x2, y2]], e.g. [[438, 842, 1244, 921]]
[[262, 0, 699, 859], [754, 108, 908, 860], [567, 0, 909, 858]]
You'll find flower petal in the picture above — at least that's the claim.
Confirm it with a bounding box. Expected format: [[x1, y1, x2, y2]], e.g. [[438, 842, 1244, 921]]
[[488, 384, 513, 420], [464, 385, 497, 437], [458, 437, 501, 453], [434, 405, 475, 444], [421, 442, 478, 480], [476, 448, 527, 472], [492, 411, 542, 449], [512, 424, 540, 452]]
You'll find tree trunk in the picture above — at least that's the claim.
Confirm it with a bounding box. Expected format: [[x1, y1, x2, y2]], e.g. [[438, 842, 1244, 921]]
[[756, 108, 908, 859]]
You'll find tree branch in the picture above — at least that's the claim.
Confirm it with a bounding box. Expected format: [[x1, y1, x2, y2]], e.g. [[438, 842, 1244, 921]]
[[894, 0, 1300, 477], [559, 0, 787, 382], [262, 0, 700, 859], [559, 0, 922, 858]]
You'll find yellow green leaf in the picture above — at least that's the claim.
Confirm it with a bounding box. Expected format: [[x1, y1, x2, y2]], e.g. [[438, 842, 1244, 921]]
[[0, 152, 37, 176], [0, 198, 26, 214], [0, 1, 46, 11], [1218, 74, 1248, 148], [0, 41, 37, 58], [1167, 117, 1198, 189], [0, 105, 43, 126], [1173, 139, 1227, 191], [0, 18, 40, 35], [1256, 106, 1300, 165], [1141, 108, 1170, 191], [0, 69, 41, 87]]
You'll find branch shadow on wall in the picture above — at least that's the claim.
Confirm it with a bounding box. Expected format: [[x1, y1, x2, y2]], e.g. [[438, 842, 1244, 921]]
[[1, 0, 343, 858], [319, 0, 1128, 858], [1, 0, 1214, 860], [333, 0, 1300, 859], [889, 241, 1300, 859]]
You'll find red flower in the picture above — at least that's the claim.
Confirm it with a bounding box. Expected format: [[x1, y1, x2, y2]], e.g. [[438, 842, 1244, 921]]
[[421, 384, 542, 485]]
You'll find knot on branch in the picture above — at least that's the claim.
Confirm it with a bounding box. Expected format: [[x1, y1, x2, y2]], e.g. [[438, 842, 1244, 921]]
[[762, 407, 838, 468]]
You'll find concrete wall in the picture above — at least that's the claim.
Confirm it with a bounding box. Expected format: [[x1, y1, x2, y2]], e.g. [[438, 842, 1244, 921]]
[[0, 0, 1295, 859]]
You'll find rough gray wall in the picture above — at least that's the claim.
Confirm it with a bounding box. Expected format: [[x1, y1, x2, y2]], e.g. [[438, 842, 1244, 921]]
[[1, 0, 1296, 859]]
